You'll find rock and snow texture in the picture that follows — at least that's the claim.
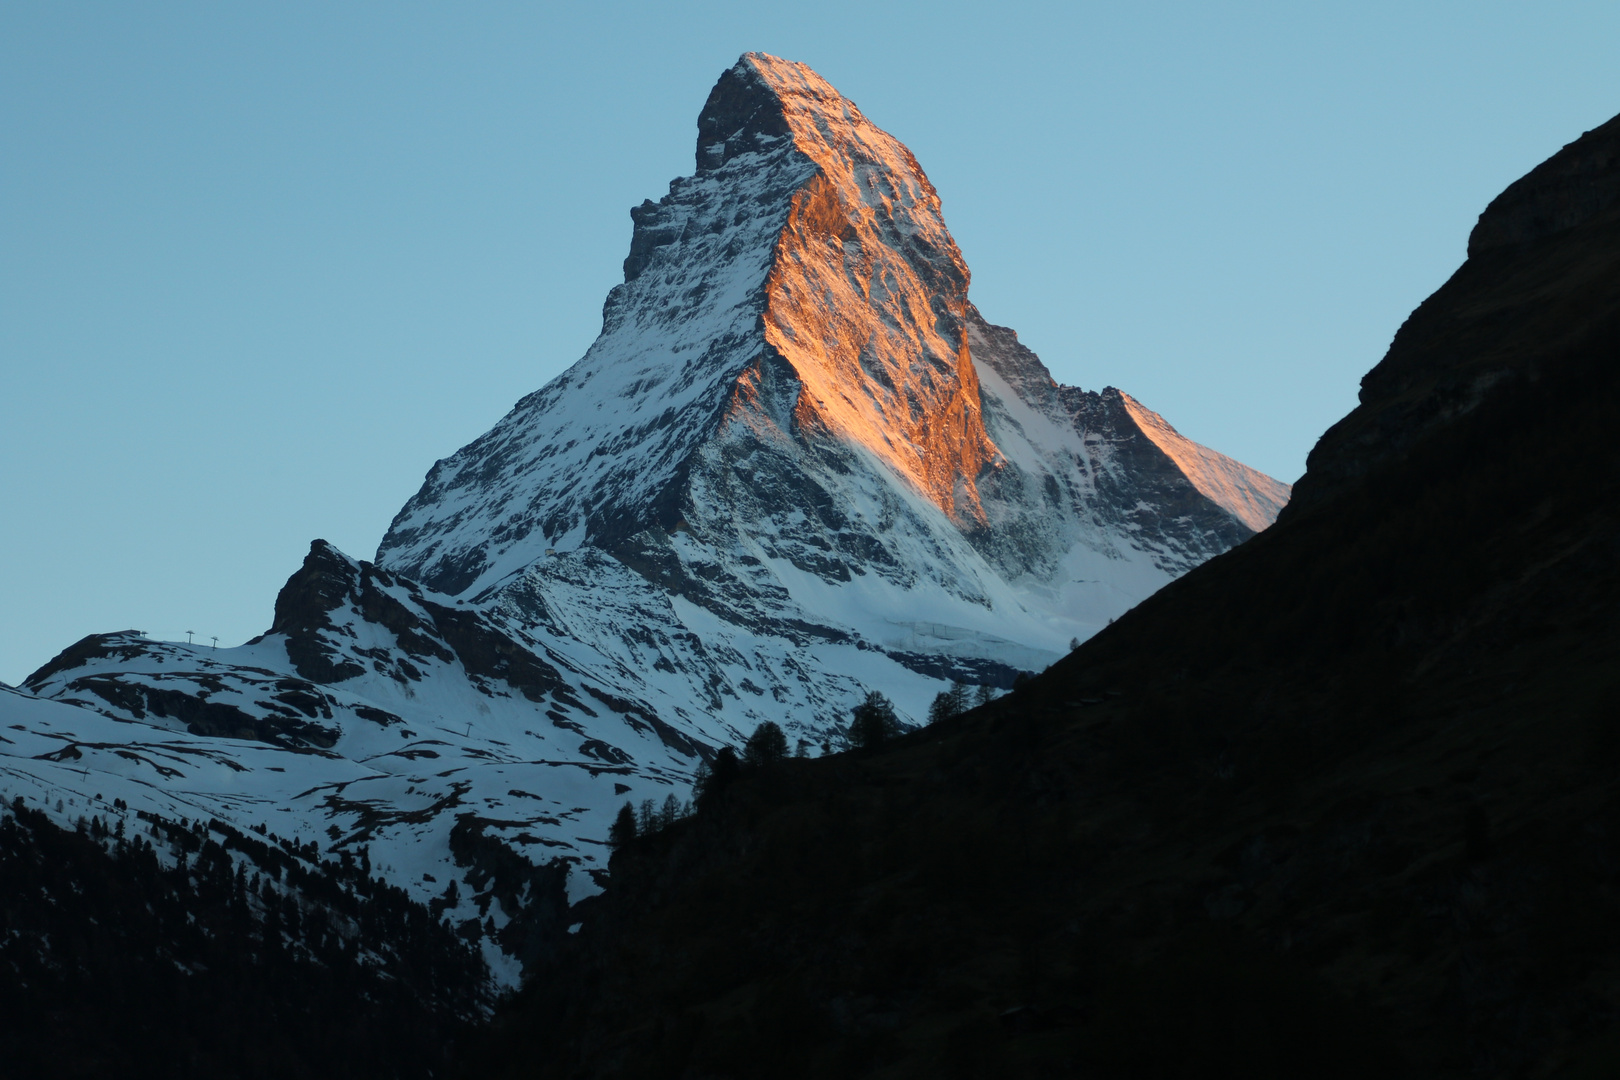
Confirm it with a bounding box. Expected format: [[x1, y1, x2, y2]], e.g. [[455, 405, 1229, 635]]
[[378, 52, 1287, 683], [6, 54, 1288, 985]]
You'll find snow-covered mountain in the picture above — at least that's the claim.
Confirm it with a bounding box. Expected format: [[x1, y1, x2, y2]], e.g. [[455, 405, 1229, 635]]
[[4, 53, 1288, 986], [375, 53, 1285, 731]]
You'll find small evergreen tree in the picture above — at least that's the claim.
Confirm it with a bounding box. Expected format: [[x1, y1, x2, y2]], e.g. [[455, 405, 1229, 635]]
[[694, 746, 742, 807], [659, 793, 682, 829], [609, 802, 638, 848], [849, 691, 901, 750], [637, 799, 657, 835], [741, 720, 789, 770], [975, 683, 995, 707], [927, 683, 970, 725]]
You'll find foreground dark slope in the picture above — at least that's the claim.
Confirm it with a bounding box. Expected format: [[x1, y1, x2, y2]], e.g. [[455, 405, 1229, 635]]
[[0, 800, 487, 1079], [475, 114, 1620, 1079]]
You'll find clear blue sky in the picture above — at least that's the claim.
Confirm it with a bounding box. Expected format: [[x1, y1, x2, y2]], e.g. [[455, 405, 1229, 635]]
[[4, 1, 1618, 685]]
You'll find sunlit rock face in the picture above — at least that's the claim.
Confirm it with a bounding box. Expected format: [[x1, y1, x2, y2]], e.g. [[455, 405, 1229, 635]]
[[743, 54, 998, 526]]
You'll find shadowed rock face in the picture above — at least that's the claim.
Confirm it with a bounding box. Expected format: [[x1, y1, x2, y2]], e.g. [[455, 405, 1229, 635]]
[[1288, 113, 1620, 519], [1468, 111, 1620, 256], [267, 539, 372, 683], [264, 540, 583, 708], [695, 60, 794, 173]]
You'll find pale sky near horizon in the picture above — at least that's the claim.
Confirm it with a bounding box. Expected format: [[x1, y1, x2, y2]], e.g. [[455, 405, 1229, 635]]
[[4, 2, 1619, 685]]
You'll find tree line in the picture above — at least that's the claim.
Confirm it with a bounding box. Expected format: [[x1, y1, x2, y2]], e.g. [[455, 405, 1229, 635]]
[[610, 680, 1002, 848], [0, 795, 490, 1079]]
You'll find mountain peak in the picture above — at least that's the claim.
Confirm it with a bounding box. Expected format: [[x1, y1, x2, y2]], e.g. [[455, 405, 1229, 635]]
[[379, 54, 1283, 627], [696, 55, 885, 174], [695, 54, 798, 172]]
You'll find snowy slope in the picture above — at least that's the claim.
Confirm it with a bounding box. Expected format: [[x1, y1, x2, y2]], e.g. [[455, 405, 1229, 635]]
[[10, 546, 699, 984], [8, 53, 1289, 988]]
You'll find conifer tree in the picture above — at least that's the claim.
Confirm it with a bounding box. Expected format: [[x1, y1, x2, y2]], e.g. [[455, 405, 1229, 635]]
[[694, 746, 742, 807], [927, 683, 970, 724], [659, 794, 682, 829], [608, 802, 638, 849], [849, 691, 901, 749], [742, 720, 789, 769]]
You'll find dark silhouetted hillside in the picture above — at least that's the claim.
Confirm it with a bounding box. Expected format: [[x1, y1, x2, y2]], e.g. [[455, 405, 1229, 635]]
[[0, 799, 488, 1079], [466, 110, 1620, 1079]]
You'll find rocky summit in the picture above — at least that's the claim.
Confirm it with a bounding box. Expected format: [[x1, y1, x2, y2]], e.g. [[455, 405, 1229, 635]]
[[1, 54, 1284, 998]]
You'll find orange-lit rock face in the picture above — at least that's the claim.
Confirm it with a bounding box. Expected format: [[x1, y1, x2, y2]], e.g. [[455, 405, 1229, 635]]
[[717, 54, 1002, 525]]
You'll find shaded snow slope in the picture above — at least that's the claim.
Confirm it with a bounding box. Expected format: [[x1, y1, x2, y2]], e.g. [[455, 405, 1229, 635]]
[[14, 544, 709, 984]]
